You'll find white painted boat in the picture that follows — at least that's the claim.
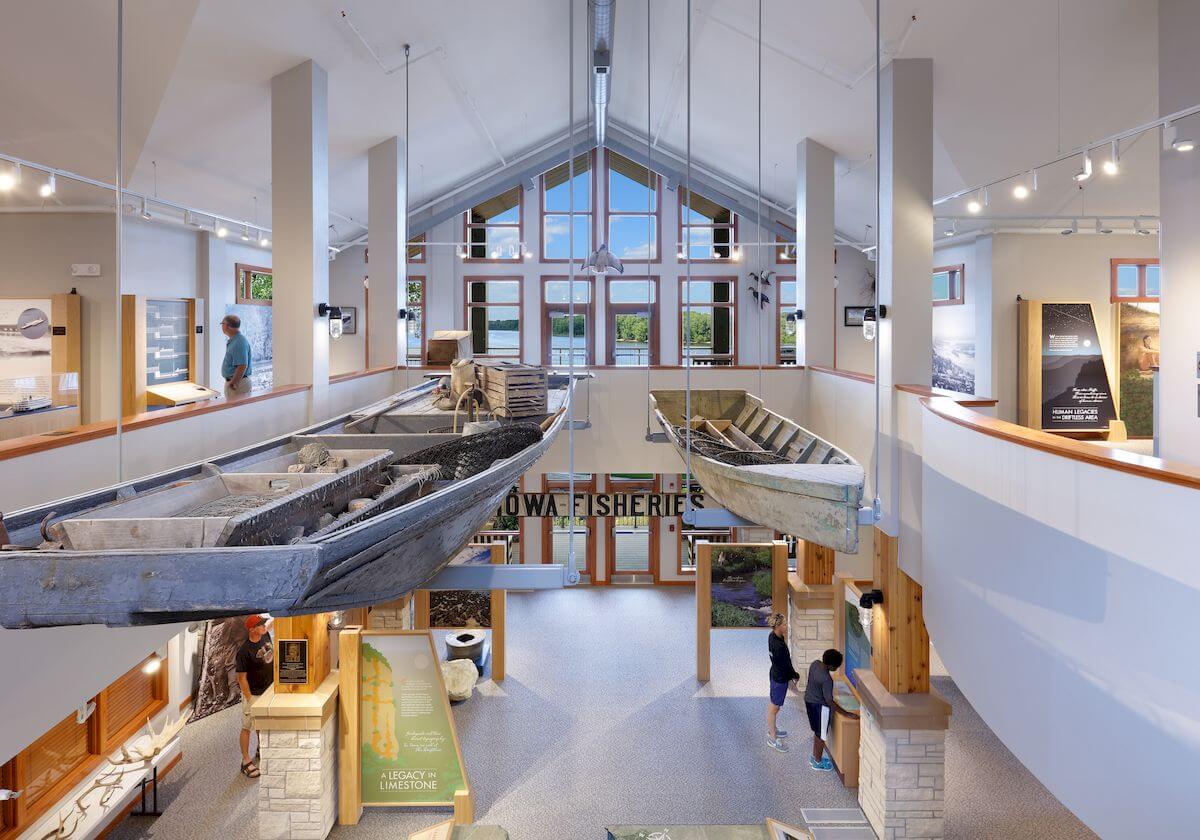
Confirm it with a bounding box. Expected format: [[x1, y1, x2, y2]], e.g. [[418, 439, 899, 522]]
[[649, 389, 864, 552]]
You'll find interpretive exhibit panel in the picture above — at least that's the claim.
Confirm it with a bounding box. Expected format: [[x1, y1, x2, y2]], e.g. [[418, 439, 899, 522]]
[[696, 541, 788, 681], [1018, 300, 1118, 433], [0, 297, 52, 403], [842, 585, 872, 689], [360, 631, 467, 807]]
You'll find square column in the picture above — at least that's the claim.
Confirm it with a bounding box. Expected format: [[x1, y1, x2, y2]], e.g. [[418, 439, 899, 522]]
[[367, 137, 406, 369], [796, 138, 836, 368], [252, 674, 339, 840], [1157, 0, 1200, 464], [877, 58, 933, 534], [271, 60, 330, 421]]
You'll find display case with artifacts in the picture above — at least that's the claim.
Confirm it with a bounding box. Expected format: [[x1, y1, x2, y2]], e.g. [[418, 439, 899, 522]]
[[121, 295, 218, 413], [0, 293, 82, 440]]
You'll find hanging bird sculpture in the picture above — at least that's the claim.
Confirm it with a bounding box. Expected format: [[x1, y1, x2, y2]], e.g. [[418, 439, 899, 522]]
[[582, 243, 625, 275]]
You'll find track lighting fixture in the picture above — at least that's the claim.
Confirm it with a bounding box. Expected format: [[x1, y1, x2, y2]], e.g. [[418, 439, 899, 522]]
[[216, 220, 229, 238], [966, 190, 982, 214], [1134, 219, 1153, 236], [456, 245, 467, 260], [142, 653, 163, 675], [1073, 150, 1093, 182], [730, 247, 742, 262], [1173, 136, 1195, 152], [241, 225, 250, 242], [39, 173, 56, 198], [943, 220, 956, 237], [490, 248, 500, 259], [522, 246, 533, 259], [0, 162, 20, 192], [1061, 219, 1078, 236], [259, 233, 271, 247], [1103, 140, 1119, 175], [677, 246, 687, 261], [1095, 219, 1113, 235], [1012, 181, 1029, 200], [139, 197, 152, 221]]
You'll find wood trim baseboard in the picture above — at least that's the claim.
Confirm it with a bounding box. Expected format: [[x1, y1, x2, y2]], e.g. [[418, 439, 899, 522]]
[[923, 396, 1200, 491]]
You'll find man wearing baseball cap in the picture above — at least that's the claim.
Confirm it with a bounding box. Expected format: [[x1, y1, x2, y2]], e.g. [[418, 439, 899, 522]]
[[235, 615, 273, 778]]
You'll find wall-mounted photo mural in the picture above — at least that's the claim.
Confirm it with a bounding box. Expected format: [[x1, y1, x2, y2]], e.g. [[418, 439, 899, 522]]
[[710, 545, 774, 628], [932, 303, 976, 395], [1117, 301, 1159, 438]]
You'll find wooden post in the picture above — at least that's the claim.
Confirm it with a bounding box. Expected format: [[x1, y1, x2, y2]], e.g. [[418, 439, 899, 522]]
[[453, 789, 474, 825], [832, 572, 853, 655], [414, 589, 431, 630], [489, 543, 507, 681], [50, 293, 81, 411], [695, 541, 712, 682], [337, 626, 362, 826], [871, 529, 930, 694], [802, 540, 836, 585], [121, 295, 148, 415], [273, 612, 332, 693], [771, 539, 789, 616]]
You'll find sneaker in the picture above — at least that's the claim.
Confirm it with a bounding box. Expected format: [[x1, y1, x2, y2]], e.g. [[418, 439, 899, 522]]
[[809, 756, 834, 771], [767, 738, 788, 752], [774, 728, 788, 738]]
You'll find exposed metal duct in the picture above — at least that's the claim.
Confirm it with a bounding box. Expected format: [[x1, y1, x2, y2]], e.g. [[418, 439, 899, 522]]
[[590, 0, 615, 146]]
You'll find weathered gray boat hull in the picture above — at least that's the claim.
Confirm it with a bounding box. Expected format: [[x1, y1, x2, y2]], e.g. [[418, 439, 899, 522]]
[[0, 378, 569, 628], [649, 389, 864, 553]]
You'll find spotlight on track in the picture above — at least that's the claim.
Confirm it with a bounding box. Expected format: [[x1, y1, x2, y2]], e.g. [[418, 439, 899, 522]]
[[1061, 219, 1078, 236], [966, 189, 983, 214], [1103, 140, 1120, 175], [1134, 219, 1153, 235], [216, 220, 228, 238], [942, 220, 956, 237], [0, 162, 20, 192], [1095, 219, 1113, 235], [139, 197, 152, 221], [1073, 150, 1093, 182], [39, 173, 56, 198], [259, 232, 271, 247]]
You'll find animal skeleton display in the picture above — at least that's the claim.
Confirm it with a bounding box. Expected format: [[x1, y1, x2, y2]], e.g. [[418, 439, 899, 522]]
[[36, 716, 185, 840]]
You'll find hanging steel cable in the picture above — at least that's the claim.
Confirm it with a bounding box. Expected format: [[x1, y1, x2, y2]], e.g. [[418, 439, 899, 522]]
[[566, 0, 578, 583]]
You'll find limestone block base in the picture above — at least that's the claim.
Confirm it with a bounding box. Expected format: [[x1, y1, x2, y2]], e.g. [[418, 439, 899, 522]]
[[788, 581, 835, 688]]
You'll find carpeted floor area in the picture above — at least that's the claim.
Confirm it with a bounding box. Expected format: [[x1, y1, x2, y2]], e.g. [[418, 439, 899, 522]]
[[107, 587, 1095, 840]]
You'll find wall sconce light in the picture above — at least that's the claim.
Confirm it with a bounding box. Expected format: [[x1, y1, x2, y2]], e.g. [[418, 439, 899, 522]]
[[857, 588, 883, 633], [328, 610, 346, 629], [142, 653, 163, 675], [75, 700, 97, 724], [862, 304, 887, 342], [318, 303, 346, 338], [788, 308, 804, 322], [0, 789, 20, 802]]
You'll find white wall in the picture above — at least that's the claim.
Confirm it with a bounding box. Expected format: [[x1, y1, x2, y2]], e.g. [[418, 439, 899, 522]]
[[921, 404, 1198, 837], [328, 244, 368, 375], [200, 233, 273, 390], [834, 245, 875, 375], [988, 232, 1159, 422]]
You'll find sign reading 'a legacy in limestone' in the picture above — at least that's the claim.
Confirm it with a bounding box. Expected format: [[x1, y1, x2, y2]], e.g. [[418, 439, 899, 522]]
[[496, 491, 705, 519], [360, 633, 465, 805]]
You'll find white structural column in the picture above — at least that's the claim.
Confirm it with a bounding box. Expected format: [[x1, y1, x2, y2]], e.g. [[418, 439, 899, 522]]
[[1157, 0, 1200, 464], [876, 58, 933, 538], [795, 138, 836, 368], [367, 137, 406, 369], [271, 60, 330, 422]]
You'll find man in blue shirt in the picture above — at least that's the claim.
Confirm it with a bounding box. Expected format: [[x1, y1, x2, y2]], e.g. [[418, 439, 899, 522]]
[[220, 314, 253, 396]]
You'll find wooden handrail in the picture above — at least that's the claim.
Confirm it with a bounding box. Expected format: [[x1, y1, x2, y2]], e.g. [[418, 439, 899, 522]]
[[329, 365, 397, 385], [0, 384, 311, 462], [923, 396, 1200, 491], [895, 384, 998, 407], [807, 364, 875, 384]]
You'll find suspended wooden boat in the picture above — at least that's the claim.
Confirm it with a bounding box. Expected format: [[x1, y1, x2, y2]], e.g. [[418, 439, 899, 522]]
[[649, 389, 864, 552], [0, 375, 573, 629]]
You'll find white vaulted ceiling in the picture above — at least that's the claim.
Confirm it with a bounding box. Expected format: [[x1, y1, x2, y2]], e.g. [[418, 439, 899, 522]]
[[0, 0, 1162, 241]]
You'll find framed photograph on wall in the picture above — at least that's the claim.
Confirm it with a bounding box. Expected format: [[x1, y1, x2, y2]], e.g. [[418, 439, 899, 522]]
[[341, 306, 358, 335], [844, 306, 868, 327]]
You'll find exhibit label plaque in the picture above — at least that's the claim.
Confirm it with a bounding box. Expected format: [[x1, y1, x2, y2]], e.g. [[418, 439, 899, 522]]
[[277, 638, 309, 685], [360, 633, 465, 805], [1039, 303, 1116, 431]]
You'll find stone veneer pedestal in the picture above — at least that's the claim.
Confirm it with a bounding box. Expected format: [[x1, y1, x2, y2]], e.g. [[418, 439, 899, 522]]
[[788, 580, 835, 688], [250, 672, 340, 840], [853, 669, 950, 840]]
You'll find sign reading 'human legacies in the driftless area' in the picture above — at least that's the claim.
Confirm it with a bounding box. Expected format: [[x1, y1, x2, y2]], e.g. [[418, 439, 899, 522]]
[[359, 634, 465, 805], [1039, 302, 1117, 431]]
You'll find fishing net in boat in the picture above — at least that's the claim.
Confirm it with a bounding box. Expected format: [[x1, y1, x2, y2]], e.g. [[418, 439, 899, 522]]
[[672, 425, 791, 467], [393, 423, 544, 481]]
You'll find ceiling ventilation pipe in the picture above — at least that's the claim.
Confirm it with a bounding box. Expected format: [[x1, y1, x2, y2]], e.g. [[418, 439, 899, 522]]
[[590, 0, 615, 146]]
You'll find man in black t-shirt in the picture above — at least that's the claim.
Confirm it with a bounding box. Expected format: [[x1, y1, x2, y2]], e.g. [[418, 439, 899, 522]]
[[235, 614, 273, 778]]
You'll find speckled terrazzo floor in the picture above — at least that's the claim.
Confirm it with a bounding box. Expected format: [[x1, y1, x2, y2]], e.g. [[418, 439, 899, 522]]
[[107, 587, 1096, 840]]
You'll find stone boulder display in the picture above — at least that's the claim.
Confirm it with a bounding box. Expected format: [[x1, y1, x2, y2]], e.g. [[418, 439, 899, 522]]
[[440, 658, 478, 701]]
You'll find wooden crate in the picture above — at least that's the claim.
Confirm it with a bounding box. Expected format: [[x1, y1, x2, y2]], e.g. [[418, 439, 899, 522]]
[[476, 362, 547, 418], [426, 330, 472, 366]]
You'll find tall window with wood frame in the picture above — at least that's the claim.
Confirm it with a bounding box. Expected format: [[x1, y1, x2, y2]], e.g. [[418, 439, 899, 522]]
[[606, 277, 658, 366], [405, 276, 425, 365], [777, 276, 798, 365], [605, 473, 660, 582], [542, 278, 593, 366], [235, 263, 273, 305], [679, 189, 737, 261], [679, 277, 737, 365], [465, 186, 523, 261], [605, 151, 660, 262], [542, 473, 596, 582], [465, 278, 522, 359], [932, 264, 965, 305], [542, 153, 592, 262], [1111, 258, 1160, 302]]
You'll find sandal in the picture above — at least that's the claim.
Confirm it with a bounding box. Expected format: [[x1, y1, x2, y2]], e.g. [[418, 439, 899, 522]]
[[241, 761, 260, 778]]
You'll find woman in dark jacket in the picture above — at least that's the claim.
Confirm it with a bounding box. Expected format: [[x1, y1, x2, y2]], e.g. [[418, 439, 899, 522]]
[[766, 612, 799, 752]]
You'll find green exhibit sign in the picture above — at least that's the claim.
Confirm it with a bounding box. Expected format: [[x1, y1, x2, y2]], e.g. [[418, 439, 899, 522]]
[[360, 632, 466, 805]]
